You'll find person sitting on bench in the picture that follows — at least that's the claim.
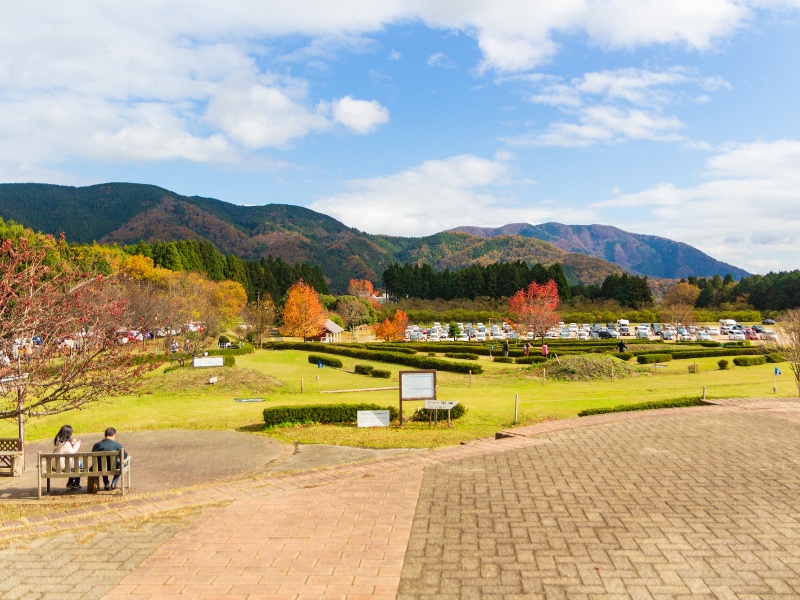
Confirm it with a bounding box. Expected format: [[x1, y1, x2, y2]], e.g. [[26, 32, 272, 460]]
[[92, 427, 127, 490]]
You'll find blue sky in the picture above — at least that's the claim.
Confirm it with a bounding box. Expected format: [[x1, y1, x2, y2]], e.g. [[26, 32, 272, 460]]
[[2, 2, 800, 274]]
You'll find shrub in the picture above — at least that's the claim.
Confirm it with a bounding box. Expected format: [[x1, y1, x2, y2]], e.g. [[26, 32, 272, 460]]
[[427, 352, 436, 357], [371, 369, 391, 378], [578, 396, 702, 417], [263, 403, 398, 426], [207, 343, 255, 357], [493, 356, 513, 363], [218, 335, 230, 345], [514, 356, 547, 365], [637, 354, 673, 364], [529, 355, 638, 381], [617, 352, 633, 361], [223, 355, 236, 367], [307, 354, 343, 368], [687, 363, 698, 374], [354, 364, 374, 375], [718, 359, 729, 370], [444, 353, 479, 360], [766, 353, 786, 363], [733, 356, 767, 367], [410, 403, 467, 422]]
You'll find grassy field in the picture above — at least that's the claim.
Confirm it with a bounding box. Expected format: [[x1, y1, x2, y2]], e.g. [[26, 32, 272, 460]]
[[1, 346, 791, 449]]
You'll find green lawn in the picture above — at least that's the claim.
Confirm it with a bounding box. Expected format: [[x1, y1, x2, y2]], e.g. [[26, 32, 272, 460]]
[[2, 347, 791, 449]]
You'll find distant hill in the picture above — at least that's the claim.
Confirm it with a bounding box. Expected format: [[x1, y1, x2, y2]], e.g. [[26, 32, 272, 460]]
[[0, 182, 745, 291], [452, 222, 750, 280]]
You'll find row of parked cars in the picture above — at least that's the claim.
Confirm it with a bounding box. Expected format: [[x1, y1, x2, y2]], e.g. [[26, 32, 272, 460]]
[[405, 318, 778, 343]]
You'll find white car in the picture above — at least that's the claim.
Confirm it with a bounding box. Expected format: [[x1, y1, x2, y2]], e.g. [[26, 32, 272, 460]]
[[728, 331, 746, 341], [706, 327, 721, 336], [428, 333, 440, 342], [696, 332, 712, 341], [569, 323, 578, 332], [576, 330, 589, 340], [456, 333, 469, 342], [560, 329, 571, 339], [475, 332, 487, 341]]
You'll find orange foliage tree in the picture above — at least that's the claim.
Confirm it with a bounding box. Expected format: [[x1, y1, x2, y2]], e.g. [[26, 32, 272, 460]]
[[348, 279, 374, 297], [373, 309, 408, 341], [508, 280, 560, 341], [280, 281, 327, 340]]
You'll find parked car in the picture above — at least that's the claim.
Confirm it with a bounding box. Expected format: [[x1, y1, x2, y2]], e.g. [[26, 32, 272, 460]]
[[560, 329, 571, 339], [745, 331, 759, 340], [728, 331, 746, 341], [576, 330, 589, 340], [456, 333, 469, 342], [706, 327, 721, 335], [636, 329, 650, 339], [763, 319, 776, 325], [597, 330, 614, 339], [696, 331, 712, 341], [619, 326, 631, 336], [475, 332, 486, 341]]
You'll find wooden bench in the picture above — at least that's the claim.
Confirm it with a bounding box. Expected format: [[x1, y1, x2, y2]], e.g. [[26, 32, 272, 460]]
[[0, 438, 23, 477], [37, 450, 131, 498]]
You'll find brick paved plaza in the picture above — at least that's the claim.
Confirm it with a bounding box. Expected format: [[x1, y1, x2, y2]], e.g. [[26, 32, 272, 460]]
[[1, 398, 799, 599]]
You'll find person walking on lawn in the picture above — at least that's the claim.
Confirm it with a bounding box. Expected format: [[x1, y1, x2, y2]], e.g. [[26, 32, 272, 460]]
[[92, 427, 127, 491]]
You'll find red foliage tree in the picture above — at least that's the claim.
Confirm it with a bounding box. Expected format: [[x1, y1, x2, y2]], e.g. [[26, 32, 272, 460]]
[[0, 235, 160, 468], [348, 279, 374, 298], [508, 280, 560, 341]]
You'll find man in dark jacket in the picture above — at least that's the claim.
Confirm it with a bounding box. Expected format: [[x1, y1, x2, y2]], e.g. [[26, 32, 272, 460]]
[[92, 427, 127, 491]]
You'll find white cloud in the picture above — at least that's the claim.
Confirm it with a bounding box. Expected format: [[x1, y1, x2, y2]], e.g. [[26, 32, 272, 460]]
[[590, 140, 800, 272], [389, 49, 402, 61], [509, 67, 721, 147], [427, 52, 455, 68], [309, 153, 592, 236], [325, 96, 390, 134]]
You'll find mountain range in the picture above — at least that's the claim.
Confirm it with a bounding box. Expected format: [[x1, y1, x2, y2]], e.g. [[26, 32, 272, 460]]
[[0, 183, 749, 291]]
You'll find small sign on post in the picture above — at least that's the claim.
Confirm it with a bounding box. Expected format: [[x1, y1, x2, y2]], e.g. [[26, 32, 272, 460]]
[[424, 399, 458, 427]]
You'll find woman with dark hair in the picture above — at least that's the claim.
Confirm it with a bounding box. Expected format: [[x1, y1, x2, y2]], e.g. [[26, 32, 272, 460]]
[[53, 425, 81, 489]]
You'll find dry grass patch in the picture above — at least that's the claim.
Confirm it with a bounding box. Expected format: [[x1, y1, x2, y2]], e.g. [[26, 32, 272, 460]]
[[145, 366, 280, 395]]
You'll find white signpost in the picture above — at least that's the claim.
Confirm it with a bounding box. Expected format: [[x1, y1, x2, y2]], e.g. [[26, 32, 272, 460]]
[[424, 400, 459, 427], [192, 356, 224, 368], [398, 370, 436, 425], [357, 410, 391, 428]]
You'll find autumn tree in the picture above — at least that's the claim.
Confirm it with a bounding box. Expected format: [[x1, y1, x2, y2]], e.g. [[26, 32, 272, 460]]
[[661, 282, 701, 327], [372, 309, 408, 342], [767, 308, 800, 397], [243, 295, 278, 348], [0, 235, 159, 470], [280, 281, 327, 341], [508, 280, 560, 341], [348, 279, 374, 298], [337, 299, 368, 340]]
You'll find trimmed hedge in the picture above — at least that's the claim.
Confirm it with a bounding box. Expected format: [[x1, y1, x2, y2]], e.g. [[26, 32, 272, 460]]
[[207, 343, 255, 357], [617, 352, 633, 361], [371, 369, 391, 378], [733, 356, 767, 367], [308, 354, 343, 368], [263, 403, 398, 426], [578, 396, 702, 417], [354, 364, 373, 375], [410, 402, 467, 422], [766, 353, 786, 363], [637, 354, 673, 364], [444, 352, 479, 360], [493, 356, 514, 363], [270, 342, 482, 374], [718, 359, 729, 370], [514, 356, 547, 364], [223, 355, 236, 367]]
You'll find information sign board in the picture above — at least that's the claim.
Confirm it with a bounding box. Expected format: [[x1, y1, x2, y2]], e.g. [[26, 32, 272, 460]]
[[193, 356, 224, 368], [399, 371, 436, 400], [357, 410, 391, 427]]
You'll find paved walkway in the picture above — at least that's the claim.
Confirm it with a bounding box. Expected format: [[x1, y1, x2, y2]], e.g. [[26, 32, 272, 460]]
[[1, 398, 799, 599]]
